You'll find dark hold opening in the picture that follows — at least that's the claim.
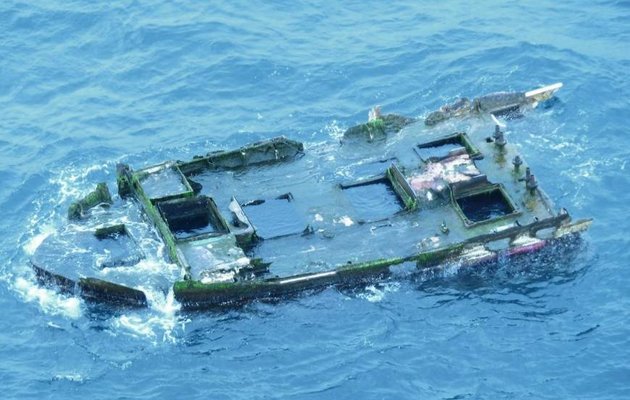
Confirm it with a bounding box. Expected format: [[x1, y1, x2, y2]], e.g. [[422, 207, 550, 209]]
[[456, 188, 515, 223], [416, 133, 480, 161], [157, 196, 228, 239]]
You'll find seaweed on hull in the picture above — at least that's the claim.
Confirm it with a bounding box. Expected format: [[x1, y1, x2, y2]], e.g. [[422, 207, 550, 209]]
[[343, 106, 416, 142]]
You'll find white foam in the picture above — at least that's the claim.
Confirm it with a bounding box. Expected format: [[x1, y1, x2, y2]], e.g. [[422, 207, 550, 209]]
[[111, 289, 182, 345], [359, 282, 400, 303], [324, 120, 345, 141], [335, 216, 354, 227], [13, 277, 82, 319], [48, 162, 111, 205], [113, 315, 159, 340], [52, 373, 85, 383], [22, 224, 56, 255]]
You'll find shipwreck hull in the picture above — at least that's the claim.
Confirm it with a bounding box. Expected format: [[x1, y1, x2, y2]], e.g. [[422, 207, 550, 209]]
[[30, 225, 587, 310], [30, 94, 591, 310], [31, 262, 147, 308], [173, 231, 588, 310]]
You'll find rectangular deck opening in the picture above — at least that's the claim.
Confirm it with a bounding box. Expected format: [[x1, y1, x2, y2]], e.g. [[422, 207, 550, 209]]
[[157, 196, 228, 240], [342, 178, 404, 222], [455, 186, 516, 224], [416, 132, 481, 161], [138, 165, 193, 202]]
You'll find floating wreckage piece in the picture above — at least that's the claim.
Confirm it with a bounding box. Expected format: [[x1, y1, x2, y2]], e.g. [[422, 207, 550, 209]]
[[31, 115, 590, 310], [67, 182, 113, 220], [343, 83, 562, 140], [425, 82, 563, 126], [344, 106, 416, 142]]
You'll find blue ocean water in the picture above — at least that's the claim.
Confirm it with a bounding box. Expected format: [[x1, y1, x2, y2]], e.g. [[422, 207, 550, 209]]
[[1, 1, 629, 398]]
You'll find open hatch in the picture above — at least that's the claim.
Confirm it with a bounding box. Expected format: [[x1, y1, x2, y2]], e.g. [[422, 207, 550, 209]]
[[415, 132, 482, 161], [157, 195, 229, 241], [454, 184, 519, 226]]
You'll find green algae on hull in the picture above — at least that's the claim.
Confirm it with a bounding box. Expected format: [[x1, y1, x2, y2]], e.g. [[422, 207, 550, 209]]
[[67, 182, 113, 220]]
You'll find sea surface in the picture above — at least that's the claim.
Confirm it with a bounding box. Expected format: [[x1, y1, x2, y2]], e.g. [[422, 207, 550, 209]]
[[1, 1, 629, 399]]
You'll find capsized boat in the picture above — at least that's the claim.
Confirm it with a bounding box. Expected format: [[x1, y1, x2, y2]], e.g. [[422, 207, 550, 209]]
[[31, 112, 590, 309]]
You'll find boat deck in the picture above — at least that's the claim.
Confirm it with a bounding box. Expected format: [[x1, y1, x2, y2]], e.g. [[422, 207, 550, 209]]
[[173, 121, 556, 279]]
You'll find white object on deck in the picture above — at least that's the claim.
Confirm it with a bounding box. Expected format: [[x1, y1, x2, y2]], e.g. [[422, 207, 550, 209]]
[[525, 82, 563, 101], [490, 113, 507, 128], [368, 105, 382, 121]]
